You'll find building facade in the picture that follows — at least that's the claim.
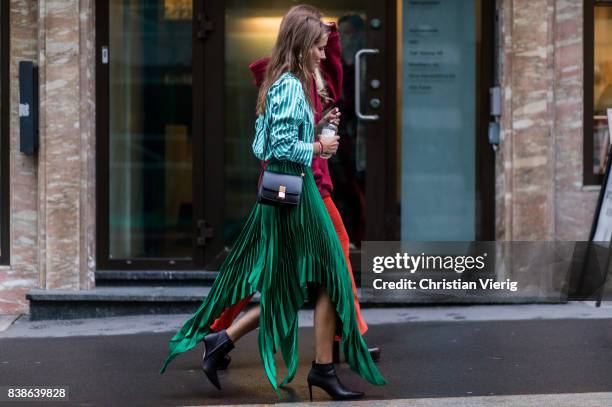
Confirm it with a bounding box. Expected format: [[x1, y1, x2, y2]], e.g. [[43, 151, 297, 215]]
[[0, 0, 606, 314]]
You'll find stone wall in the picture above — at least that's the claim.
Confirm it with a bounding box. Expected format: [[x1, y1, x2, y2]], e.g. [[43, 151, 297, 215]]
[[496, 0, 599, 241], [553, 0, 599, 240], [0, 0, 96, 315], [37, 0, 95, 290], [0, 0, 39, 314]]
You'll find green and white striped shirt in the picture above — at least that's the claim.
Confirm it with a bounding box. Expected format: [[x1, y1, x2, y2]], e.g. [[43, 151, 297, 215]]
[[252, 72, 315, 167]]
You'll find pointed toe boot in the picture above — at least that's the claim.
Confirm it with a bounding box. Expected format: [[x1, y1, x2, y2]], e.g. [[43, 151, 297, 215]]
[[307, 362, 364, 401], [201, 330, 235, 390]]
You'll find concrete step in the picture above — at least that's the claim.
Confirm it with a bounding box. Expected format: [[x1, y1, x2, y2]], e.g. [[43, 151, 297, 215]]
[[28, 270, 565, 320], [26, 286, 260, 321], [94, 270, 217, 287]]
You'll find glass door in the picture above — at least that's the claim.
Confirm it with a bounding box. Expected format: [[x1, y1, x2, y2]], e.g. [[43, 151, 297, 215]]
[[398, 0, 495, 241], [96, 0, 493, 271], [96, 0, 224, 269]]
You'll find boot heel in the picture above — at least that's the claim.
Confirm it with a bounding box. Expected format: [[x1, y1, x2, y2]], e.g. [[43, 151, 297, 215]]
[[306, 361, 364, 401]]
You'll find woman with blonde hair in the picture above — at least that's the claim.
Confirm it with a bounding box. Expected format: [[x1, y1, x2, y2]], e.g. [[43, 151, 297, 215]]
[[210, 4, 379, 363], [160, 6, 385, 401]]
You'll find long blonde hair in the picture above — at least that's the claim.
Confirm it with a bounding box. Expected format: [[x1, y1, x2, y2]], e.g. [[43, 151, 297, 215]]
[[255, 8, 329, 115], [314, 67, 332, 106]]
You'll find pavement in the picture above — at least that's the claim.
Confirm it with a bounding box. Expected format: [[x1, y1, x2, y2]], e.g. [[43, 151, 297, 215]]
[[0, 315, 18, 332], [1, 303, 612, 406], [4, 303, 612, 338]]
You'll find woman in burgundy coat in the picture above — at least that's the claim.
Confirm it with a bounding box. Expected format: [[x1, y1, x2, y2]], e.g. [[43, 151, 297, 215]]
[[207, 5, 378, 365]]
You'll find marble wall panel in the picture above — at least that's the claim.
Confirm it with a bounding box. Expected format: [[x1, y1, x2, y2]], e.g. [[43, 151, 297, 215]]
[[0, 0, 39, 314], [497, 0, 599, 241], [0, 0, 96, 314], [37, 0, 95, 289], [553, 0, 599, 240]]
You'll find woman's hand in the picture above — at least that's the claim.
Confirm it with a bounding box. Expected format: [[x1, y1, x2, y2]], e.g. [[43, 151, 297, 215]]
[[315, 107, 341, 137], [318, 135, 340, 156], [322, 107, 341, 126]]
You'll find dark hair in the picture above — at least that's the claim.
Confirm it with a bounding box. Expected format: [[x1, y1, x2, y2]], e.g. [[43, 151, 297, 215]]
[[338, 14, 365, 32]]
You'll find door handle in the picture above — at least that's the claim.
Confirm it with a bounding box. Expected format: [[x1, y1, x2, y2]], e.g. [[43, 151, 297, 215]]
[[355, 49, 380, 121]]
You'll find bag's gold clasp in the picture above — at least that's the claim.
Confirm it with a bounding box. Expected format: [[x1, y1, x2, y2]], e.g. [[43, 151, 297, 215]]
[[278, 185, 286, 199]]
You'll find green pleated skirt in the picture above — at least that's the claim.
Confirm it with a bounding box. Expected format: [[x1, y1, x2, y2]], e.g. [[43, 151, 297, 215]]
[[159, 160, 386, 394]]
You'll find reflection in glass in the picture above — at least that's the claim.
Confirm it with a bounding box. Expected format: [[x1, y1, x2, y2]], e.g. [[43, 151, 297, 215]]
[[594, 5, 612, 176], [223, 0, 367, 246], [109, 0, 193, 259], [334, 13, 367, 247], [401, 0, 479, 240]]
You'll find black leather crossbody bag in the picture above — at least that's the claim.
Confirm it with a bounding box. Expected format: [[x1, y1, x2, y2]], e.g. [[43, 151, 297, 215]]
[[256, 115, 305, 207], [258, 169, 303, 206]]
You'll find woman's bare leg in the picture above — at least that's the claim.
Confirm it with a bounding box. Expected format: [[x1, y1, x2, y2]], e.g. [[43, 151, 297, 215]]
[[226, 306, 260, 342], [225, 288, 336, 360], [314, 288, 336, 363]]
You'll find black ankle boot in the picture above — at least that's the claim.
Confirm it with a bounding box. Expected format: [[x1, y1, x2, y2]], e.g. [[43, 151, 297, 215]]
[[201, 330, 235, 390], [219, 354, 231, 370], [307, 361, 364, 401], [202, 351, 231, 371]]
